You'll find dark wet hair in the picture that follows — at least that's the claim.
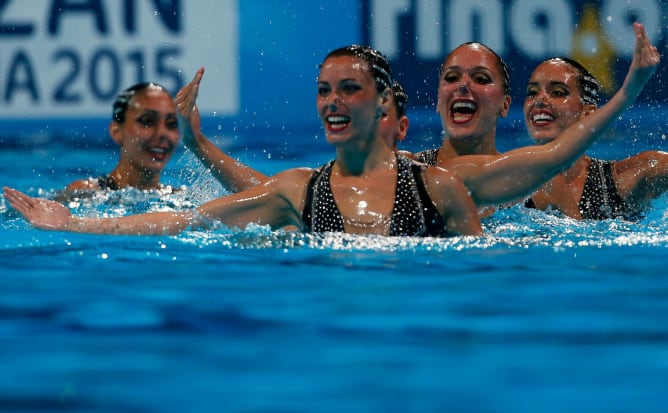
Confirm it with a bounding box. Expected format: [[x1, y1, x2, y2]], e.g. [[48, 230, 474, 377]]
[[320, 45, 394, 93], [392, 80, 408, 117], [547, 57, 601, 106], [112, 82, 168, 123], [439, 42, 511, 95]]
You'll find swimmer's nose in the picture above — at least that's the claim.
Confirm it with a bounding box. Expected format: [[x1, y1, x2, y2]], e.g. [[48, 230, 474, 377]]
[[157, 121, 177, 144], [326, 94, 342, 111], [458, 83, 469, 94], [533, 91, 549, 107]]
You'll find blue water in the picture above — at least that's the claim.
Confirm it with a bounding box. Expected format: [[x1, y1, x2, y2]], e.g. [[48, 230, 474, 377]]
[[2, 118, 668, 412]]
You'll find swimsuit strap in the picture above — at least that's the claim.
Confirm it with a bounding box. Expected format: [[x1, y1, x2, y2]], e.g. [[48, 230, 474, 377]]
[[414, 148, 440, 166], [302, 160, 344, 233], [526, 159, 641, 220], [389, 155, 426, 236], [97, 174, 119, 190], [407, 160, 447, 237], [301, 171, 317, 231], [579, 159, 639, 220]]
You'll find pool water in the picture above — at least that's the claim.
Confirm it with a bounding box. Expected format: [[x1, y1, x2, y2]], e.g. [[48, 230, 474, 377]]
[[2, 124, 668, 412]]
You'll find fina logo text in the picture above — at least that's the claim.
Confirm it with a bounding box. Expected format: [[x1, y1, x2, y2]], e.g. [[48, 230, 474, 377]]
[[368, 0, 664, 59]]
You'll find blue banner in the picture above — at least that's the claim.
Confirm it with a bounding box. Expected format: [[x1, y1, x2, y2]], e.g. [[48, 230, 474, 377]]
[[362, 0, 667, 112], [0, 0, 666, 145]]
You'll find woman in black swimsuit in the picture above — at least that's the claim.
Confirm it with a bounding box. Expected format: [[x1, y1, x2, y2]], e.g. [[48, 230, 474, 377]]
[[523, 55, 668, 220], [4, 45, 483, 237], [182, 24, 659, 222], [65, 82, 180, 193], [4, 22, 660, 236]]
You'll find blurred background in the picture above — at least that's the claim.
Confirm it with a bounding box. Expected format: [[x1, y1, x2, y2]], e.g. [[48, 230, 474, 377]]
[[1, 0, 666, 152]]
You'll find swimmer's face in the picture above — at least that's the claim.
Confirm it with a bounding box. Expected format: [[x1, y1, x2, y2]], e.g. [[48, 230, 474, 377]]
[[317, 55, 389, 146], [112, 87, 179, 173], [524, 60, 593, 144], [436, 44, 510, 144]]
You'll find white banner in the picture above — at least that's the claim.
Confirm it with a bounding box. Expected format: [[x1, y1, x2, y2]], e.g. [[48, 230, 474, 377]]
[[0, 0, 238, 118]]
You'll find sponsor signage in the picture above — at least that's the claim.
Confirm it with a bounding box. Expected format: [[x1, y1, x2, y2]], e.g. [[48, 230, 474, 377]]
[[0, 0, 238, 118], [363, 0, 667, 108], [0, 0, 665, 139]]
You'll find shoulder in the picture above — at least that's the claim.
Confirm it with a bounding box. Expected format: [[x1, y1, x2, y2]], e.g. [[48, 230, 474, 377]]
[[422, 165, 465, 193], [421, 165, 478, 223], [396, 149, 416, 160], [271, 167, 318, 183], [65, 178, 101, 191], [262, 167, 319, 198]]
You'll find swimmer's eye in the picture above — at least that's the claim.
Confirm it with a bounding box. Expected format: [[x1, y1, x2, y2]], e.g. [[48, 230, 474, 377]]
[[549, 86, 570, 98], [525, 86, 540, 98], [442, 71, 460, 83], [166, 115, 179, 130], [317, 85, 331, 97], [136, 115, 156, 127], [341, 83, 362, 94], [472, 72, 492, 85]]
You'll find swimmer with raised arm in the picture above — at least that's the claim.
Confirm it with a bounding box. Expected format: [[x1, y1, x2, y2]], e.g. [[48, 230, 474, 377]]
[[177, 23, 660, 217], [180, 71, 410, 192], [4, 23, 659, 235], [523, 56, 668, 220], [4, 45, 483, 237], [65, 83, 180, 193], [408, 22, 660, 211]]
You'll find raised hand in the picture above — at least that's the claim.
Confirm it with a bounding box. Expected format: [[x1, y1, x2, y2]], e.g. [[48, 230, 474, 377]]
[[175, 67, 205, 142], [623, 23, 661, 97], [3, 187, 72, 231]]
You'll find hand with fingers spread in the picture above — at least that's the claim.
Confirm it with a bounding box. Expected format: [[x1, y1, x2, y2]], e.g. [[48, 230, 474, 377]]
[[4, 187, 73, 231]]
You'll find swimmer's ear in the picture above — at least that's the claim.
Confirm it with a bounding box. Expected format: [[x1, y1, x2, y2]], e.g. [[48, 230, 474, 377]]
[[580, 103, 597, 118], [109, 121, 123, 145], [397, 116, 409, 143], [499, 94, 512, 118]]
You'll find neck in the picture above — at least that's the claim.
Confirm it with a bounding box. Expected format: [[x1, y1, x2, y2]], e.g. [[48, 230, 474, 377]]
[[335, 141, 395, 177], [109, 166, 161, 190], [441, 133, 499, 158]]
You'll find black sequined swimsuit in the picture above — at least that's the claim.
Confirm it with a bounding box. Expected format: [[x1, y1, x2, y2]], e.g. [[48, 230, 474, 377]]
[[301, 155, 447, 236], [97, 174, 119, 190], [525, 159, 641, 220], [418, 149, 640, 221], [415, 148, 439, 166]]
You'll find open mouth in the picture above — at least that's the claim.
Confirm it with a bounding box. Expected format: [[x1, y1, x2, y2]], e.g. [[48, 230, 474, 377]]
[[530, 111, 555, 126], [450, 101, 477, 123], [326, 115, 351, 132], [149, 146, 170, 161]]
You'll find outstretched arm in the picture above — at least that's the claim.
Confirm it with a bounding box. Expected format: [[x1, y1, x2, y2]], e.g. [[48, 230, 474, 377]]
[[3, 169, 308, 235], [452, 22, 660, 207], [177, 68, 269, 192], [3, 186, 193, 234]]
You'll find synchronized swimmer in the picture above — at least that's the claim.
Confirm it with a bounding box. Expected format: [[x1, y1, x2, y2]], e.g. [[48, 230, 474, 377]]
[[3, 23, 662, 238]]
